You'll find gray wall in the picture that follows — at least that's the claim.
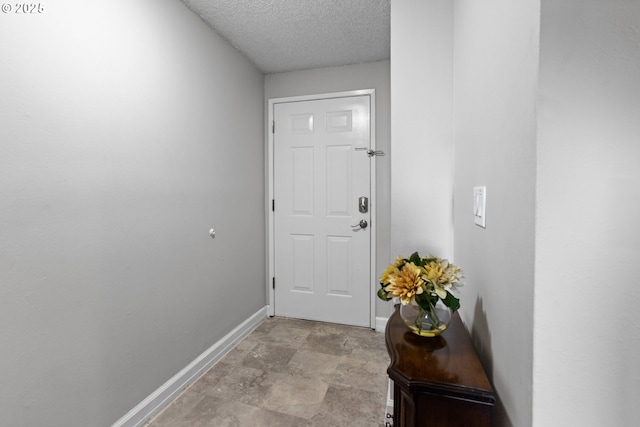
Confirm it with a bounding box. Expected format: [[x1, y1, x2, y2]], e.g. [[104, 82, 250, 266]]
[[0, 1, 264, 426], [453, 1, 538, 425], [393, 1, 640, 426], [534, 1, 640, 425], [390, 1, 454, 261], [265, 60, 392, 319]]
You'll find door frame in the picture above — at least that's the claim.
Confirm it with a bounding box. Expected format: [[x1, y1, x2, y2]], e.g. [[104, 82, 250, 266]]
[[266, 89, 377, 328]]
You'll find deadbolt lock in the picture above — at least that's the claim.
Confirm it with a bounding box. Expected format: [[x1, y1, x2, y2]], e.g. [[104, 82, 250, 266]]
[[359, 196, 368, 213]]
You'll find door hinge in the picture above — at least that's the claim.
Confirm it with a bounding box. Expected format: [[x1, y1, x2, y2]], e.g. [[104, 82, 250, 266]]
[[272, 199, 275, 211], [272, 121, 275, 133], [272, 277, 275, 289]]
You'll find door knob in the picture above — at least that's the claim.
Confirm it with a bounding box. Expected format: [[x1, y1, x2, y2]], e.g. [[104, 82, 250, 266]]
[[351, 219, 368, 229]]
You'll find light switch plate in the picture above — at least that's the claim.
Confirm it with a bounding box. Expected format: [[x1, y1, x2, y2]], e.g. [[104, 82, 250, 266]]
[[474, 187, 486, 228]]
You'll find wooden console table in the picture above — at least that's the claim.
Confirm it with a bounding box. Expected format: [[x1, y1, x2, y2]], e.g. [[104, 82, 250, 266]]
[[385, 306, 495, 427]]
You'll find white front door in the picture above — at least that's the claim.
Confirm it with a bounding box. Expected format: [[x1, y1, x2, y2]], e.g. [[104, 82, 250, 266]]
[[273, 95, 371, 327]]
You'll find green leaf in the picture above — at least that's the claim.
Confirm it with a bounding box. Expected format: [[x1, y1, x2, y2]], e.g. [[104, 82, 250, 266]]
[[442, 292, 460, 312], [408, 252, 421, 265], [415, 292, 427, 305], [377, 287, 392, 301], [429, 294, 439, 306]]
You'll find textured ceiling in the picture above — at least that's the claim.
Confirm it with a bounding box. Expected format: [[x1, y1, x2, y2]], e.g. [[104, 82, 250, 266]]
[[180, 0, 390, 74]]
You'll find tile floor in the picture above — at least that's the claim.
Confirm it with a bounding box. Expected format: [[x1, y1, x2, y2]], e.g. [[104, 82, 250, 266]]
[[145, 316, 390, 427]]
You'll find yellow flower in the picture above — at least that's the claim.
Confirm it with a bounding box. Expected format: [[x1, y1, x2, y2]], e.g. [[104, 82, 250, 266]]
[[422, 258, 463, 299], [422, 260, 448, 299], [380, 256, 403, 285], [442, 262, 463, 290], [384, 262, 425, 305]]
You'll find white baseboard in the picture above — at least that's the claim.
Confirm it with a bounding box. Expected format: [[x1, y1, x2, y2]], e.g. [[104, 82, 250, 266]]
[[112, 306, 268, 427], [375, 316, 389, 332]]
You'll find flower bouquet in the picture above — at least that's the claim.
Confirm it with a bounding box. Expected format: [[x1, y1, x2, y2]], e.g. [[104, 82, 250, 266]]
[[378, 252, 463, 336]]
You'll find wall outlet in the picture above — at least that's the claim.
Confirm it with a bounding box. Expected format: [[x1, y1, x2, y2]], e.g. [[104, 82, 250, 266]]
[[474, 187, 486, 228]]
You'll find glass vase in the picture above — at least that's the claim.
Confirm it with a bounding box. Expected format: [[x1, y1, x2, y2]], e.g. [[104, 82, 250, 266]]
[[399, 300, 452, 337]]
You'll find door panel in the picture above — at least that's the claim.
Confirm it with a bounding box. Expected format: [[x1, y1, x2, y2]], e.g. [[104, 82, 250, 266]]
[[273, 95, 371, 327]]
